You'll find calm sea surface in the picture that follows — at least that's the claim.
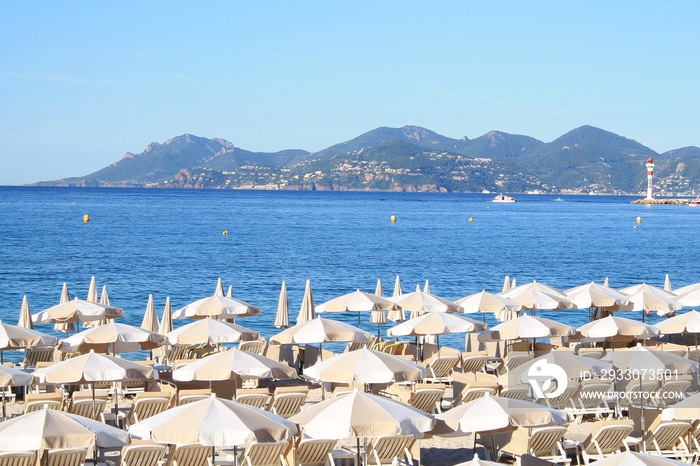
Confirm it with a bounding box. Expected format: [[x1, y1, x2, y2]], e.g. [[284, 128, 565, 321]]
[[1, 187, 698, 359]]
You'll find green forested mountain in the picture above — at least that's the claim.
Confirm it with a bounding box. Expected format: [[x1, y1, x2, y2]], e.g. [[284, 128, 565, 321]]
[[32, 125, 700, 195]]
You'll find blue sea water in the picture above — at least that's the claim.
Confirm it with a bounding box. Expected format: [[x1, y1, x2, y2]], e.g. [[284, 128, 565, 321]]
[[0, 187, 698, 359]]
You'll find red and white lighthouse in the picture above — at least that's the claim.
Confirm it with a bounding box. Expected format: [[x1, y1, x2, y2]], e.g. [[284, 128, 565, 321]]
[[646, 157, 655, 200]]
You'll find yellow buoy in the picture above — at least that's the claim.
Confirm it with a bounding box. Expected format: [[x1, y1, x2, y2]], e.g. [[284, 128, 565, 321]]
[[468, 217, 474, 222], [222, 230, 229, 236], [636, 217, 642, 224], [633, 226, 637, 229], [83, 214, 89, 223], [390, 215, 397, 223]]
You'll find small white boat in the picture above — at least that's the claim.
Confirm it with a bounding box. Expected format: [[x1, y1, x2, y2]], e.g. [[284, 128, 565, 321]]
[[554, 198, 564, 201], [689, 198, 700, 207], [493, 193, 516, 203]]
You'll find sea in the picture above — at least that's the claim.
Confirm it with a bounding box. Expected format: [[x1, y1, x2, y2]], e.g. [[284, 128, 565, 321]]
[[1, 186, 698, 360]]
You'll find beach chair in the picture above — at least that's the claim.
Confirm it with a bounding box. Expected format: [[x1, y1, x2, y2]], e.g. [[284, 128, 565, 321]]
[[0, 451, 37, 466], [460, 352, 488, 372], [238, 441, 290, 466], [499, 384, 530, 401], [293, 438, 337, 466], [343, 339, 374, 353], [267, 386, 308, 418], [42, 448, 88, 466], [576, 348, 605, 360], [579, 420, 635, 465], [446, 386, 497, 410], [423, 355, 459, 383], [68, 397, 107, 421], [118, 392, 171, 428], [689, 421, 700, 456], [493, 426, 569, 465], [108, 444, 168, 466], [163, 443, 213, 466], [688, 348, 700, 363], [614, 380, 659, 418], [364, 435, 414, 466], [22, 346, 54, 371], [177, 389, 212, 406], [535, 383, 579, 412], [501, 352, 533, 374], [236, 388, 271, 409], [568, 380, 614, 422], [406, 384, 445, 414], [239, 340, 266, 355], [656, 377, 691, 406], [24, 392, 64, 413], [644, 421, 694, 461]]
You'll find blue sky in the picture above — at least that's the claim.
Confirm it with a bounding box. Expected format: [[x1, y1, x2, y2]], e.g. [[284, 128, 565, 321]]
[[2, 1, 699, 185]]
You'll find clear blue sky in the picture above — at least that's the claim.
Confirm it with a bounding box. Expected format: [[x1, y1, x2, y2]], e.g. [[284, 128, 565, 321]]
[[2, 0, 699, 185]]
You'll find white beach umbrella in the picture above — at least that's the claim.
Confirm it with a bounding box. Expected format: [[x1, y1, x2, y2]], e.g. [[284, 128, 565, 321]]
[[271, 317, 371, 345], [158, 297, 174, 335], [671, 282, 700, 296], [296, 280, 316, 325], [375, 279, 384, 297], [388, 276, 406, 323], [0, 408, 130, 451], [388, 312, 487, 337], [482, 315, 575, 341], [17, 295, 33, 329], [387, 290, 461, 316], [0, 321, 57, 350], [423, 279, 431, 293], [173, 295, 261, 320], [0, 365, 33, 419], [654, 310, 700, 335], [577, 315, 659, 340], [664, 274, 672, 292], [303, 348, 426, 384], [141, 294, 160, 333], [273, 281, 290, 329], [564, 282, 631, 311], [456, 290, 523, 322], [602, 345, 698, 373], [33, 298, 124, 324], [172, 348, 298, 382], [33, 350, 157, 384], [55, 282, 76, 334], [86, 276, 98, 302], [506, 351, 613, 384], [501, 288, 570, 312], [661, 392, 700, 421], [316, 289, 397, 328], [671, 288, 700, 307], [99, 285, 110, 305], [623, 286, 683, 318], [226, 285, 233, 298], [167, 319, 259, 346], [214, 278, 225, 297], [507, 280, 568, 300], [58, 322, 166, 354], [501, 276, 511, 293]]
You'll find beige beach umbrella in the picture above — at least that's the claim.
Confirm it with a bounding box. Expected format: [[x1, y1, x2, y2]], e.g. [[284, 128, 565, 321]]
[[167, 318, 259, 346], [508, 280, 568, 299], [506, 352, 613, 385], [273, 281, 290, 329], [158, 297, 174, 335], [214, 278, 225, 297], [83, 284, 112, 328], [290, 390, 433, 466], [603, 277, 610, 287], [226, 285, 233, 298], [141, 294, 160, 333], [586, 451, 689, 466], [172, 348, 297, 382], [33, 298, 124, 324], [303, 348, 426, 384], [456, 290, 523, 322], [271, 317, 371, 345], [129, 395, 297, 447], [654, 310, 700, 335], [0, 365, 33, 419], [601, 345, 698, 374], [481, 314, 575, 341], [0, 408, 130, 452], [671, 282, 700, 296], [423, 279, 431, 293], [564, 282, 631, 310], [435, 394, 567, 434], [316, 289, 397, 329], [388, 312, 487, 337], [375, 279, 384, 297], [58, 322, 166, 354], [388, 276, 406, 323], [577, 315, 659, 340], [86, 276, 98, 302], [664, 274, 673, 292], [100, 285, 110, 305], [501, 276, 511, 293], [623, 285, 683, 319], [17, 295, 33, 329], [33, 350, 157, 384], [172, 295, 261, 320], [670, 288, 700, 307], [296, 279, 316, 325], [511, 278, 517, 289], [55, 282, 76, 333], [0, 321, 57, 355], [661, 392, 700, 421], [387, 290, 461, 316], [501, 288, 570, 313]]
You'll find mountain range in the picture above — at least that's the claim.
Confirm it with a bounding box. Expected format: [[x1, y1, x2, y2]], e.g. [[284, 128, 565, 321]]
[[32, 125, 700, 195]]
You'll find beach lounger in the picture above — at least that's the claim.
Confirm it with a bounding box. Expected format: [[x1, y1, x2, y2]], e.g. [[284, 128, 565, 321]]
[[499, 384, 530, 400], [22, 346, 54, 371], [68, 397, 107, 421], [239, 340, 266, 355], [177, 389, 212, 406], [164, 443, 213, 466], [0, 451, 37, 466], [237, 441, 290, 466], [535, 383, 579, 412], [656, 377, 691, 406], [236, 388, 271, 409], [267, 386, 308, 418], [614, 380, 659, 418], [42, 448, 88, 466], [579, 420, 635, 465], [343, 339, 374, 353], [644, 421, 694, 461], [118, 392, 171, 428], [460, 352, 488, 372], [107, 444, 168, 466], [492, 426, 570, 465], [423, 355, 459, 383], [364, 435, 414, 466], [24, 392, 65, 413], [293, 438, 337, 466], [392, 383, 445, 414], [567, 379, 614, 422]]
